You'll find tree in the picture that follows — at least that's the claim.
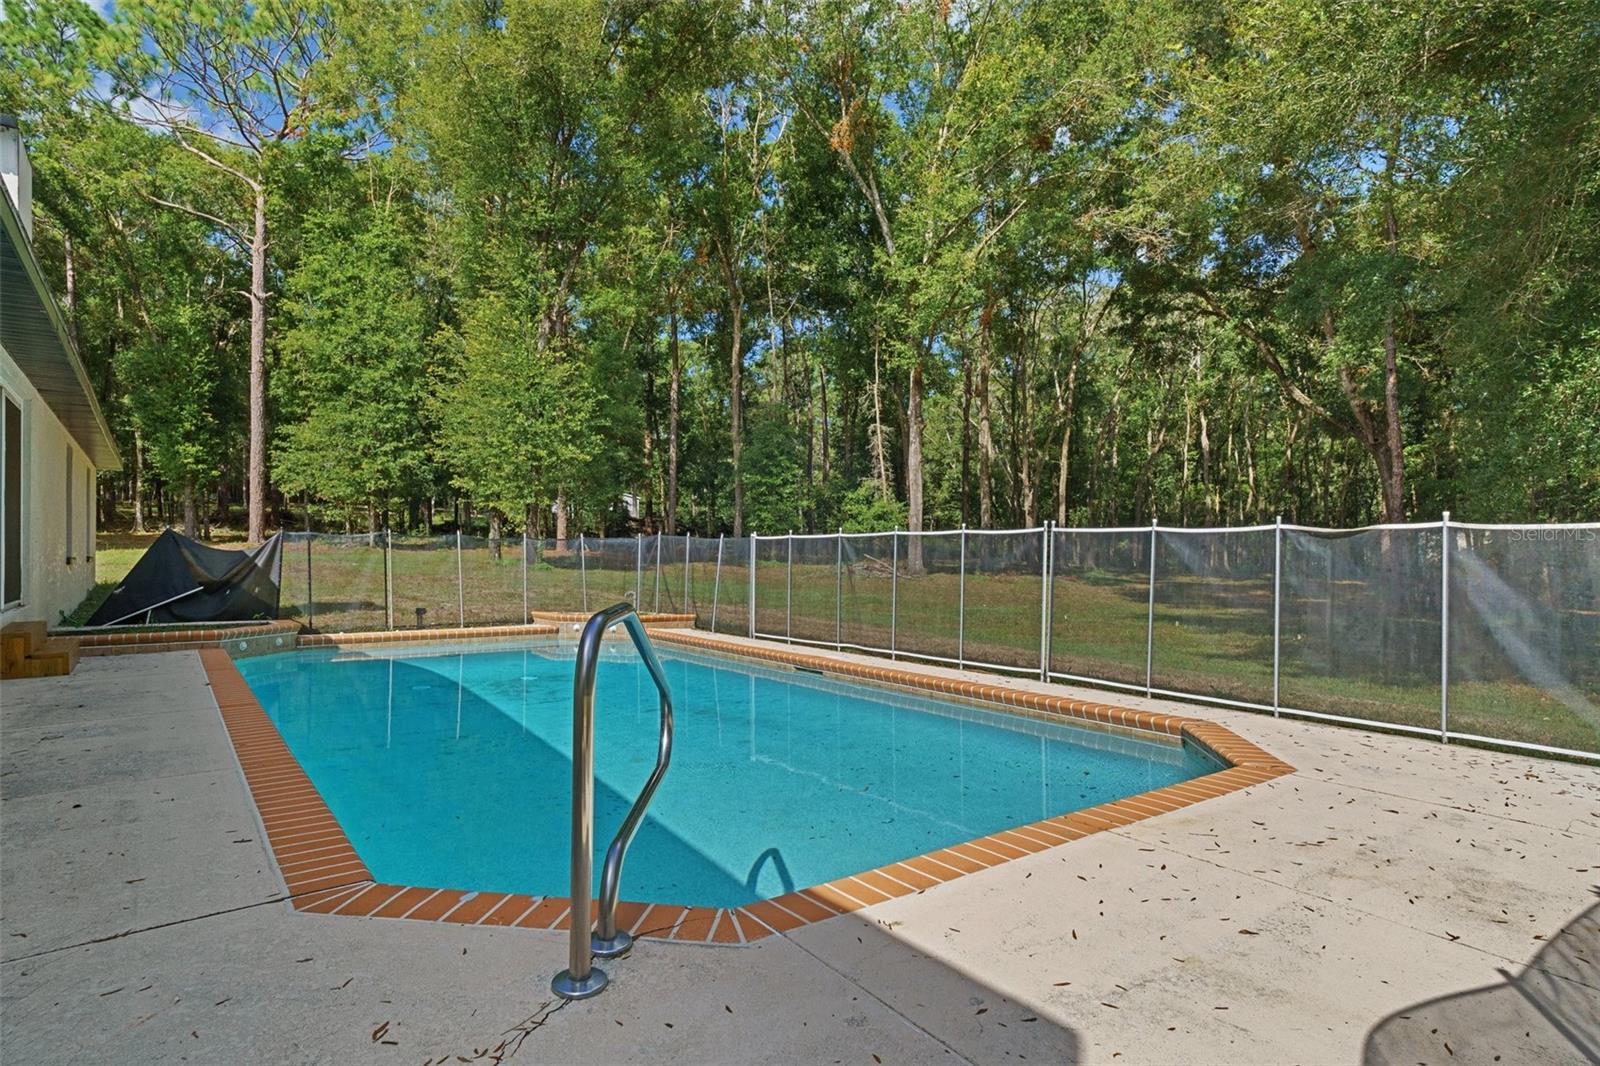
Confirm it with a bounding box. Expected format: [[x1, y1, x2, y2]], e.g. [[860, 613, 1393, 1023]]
[[273, 193, 434, 521], [430, 295, 597, 530], [774, 0, 1094, 556], [104, 0, 344, 541]]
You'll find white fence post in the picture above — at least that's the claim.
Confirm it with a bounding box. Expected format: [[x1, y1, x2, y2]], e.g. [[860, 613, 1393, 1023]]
[[1440, 511, 1451, 742], [1039, 521, 1053, 683], [305, 533, 315, 632], [786, 532, 794, 643], [455, 528, 465, 627], [653, 532, 663, 614], [748, 534, 758, 638], [835, 530, 843, 650], [957, 525, 967, 671], [1145, 518, 1158, 697], [1272, 515, 1282, 716], [635, 533, 643, 607], [890, 529, 899, 661], [683, 534, 691, 614], [711, 534, 725, 632], [385, 529, 394, 630], [579, 533, 589, 612], [522, 530, 529, 621]]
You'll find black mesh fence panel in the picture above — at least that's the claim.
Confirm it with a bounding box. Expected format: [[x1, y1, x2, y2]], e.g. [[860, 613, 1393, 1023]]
[[584, 537, 640, 611], [299, 533, 387, 632], [389, 534, 459, 629], [528, 538, 585, 613], [652, 535, 691, 614], [459, 534, 526, 626], [685, 536, 723, 627], [752, 536, 789, 637], [789, 535, 839, 645], [1449, 526, 1600, 754], [1050, 528, 1151, 688], [1151, 528, 1275, 705], [894, 532, 963, 663], [1279, 526, 1441, 730], [963, 529, 1045, 671], [711, 537, 751, 635], [279, 533, 314, 629], [841, 534, 895, 651]]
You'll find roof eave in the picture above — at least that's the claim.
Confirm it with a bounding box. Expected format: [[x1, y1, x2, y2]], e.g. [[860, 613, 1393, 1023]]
[[0, 186, 122, 472]]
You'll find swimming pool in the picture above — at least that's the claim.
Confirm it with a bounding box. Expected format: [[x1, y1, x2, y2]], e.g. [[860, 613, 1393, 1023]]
[[235, 642, 1223, 909]]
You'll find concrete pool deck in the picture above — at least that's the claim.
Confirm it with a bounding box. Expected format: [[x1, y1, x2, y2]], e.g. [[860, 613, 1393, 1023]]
[[2, 635, 1597, 1064]]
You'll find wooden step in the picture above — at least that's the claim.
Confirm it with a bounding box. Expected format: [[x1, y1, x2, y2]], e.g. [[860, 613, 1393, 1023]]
[[1, 620, 48, 675], [0, 630, 80, 680], [34, 636, 80, 674]]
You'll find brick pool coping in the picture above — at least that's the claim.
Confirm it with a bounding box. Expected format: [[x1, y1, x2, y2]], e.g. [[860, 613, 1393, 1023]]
[[76, 619, 301, 656], [297, 623, 559, 648], [530, 611, 695, 626], [198, 634, 1293, 947]]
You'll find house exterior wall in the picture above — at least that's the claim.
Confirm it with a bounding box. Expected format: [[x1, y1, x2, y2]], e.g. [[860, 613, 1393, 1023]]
[[1, 340, 98, 626]]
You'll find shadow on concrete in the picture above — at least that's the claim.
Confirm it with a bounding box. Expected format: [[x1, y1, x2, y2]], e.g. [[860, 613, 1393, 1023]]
[[1363, 890, 1600, 1065], [801, 906, 1084, 1064]]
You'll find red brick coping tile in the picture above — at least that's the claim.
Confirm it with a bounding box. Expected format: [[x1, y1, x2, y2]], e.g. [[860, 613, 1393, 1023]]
[[199, 633, 1292, 946], [76, 619, 300, 657], [297, 623, 558, 648], [530, 610, 695, 626]]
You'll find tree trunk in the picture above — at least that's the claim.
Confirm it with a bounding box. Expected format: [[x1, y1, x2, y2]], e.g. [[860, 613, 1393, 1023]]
[[818, 361, 831, 487], [666, 305, 680, 535], [960, 347, 973, 528], [247, 189, 268, 544], [555, 489, 568, 549], [1379, 198, 1406, 522], [730, 296, 744, 537], [182, 478, 198, 539], [488, 509, 502, 561], [1016, 330, 1035, 526], [63, 234, 77, 344], [131, 428, 146, 534], [870, 335, 891, 497], [905, 359, 925, 572], [1055, 351, 1079, 525], [977, 305, 996, 528], [641, 407, 654, 533]]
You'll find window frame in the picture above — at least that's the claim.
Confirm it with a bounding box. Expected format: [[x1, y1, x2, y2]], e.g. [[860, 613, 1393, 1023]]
[[84, 463, 94, 562], [1, 387, 24, 609], [65, 446, 74, 565]]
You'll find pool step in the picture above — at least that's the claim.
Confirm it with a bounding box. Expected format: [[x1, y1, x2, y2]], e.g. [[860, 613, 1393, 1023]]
[[1, 622, 81, 679]]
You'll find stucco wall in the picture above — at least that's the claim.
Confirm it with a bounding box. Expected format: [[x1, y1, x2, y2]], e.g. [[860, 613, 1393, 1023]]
[[1, 341, 98, 627]]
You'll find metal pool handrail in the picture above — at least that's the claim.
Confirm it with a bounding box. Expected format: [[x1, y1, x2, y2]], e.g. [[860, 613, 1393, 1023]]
[[552, 602, 675, 1001]]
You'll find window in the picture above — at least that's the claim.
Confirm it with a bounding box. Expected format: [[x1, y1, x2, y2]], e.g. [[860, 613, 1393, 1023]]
[[2, 393, 21, 605], [65, 449, 74, 564]]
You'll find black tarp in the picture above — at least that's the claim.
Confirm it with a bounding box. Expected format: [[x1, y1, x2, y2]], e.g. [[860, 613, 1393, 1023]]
[[87, 530, 284, 626]]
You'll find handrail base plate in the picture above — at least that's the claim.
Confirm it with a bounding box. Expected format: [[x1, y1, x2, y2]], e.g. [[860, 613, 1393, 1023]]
[[552, 967, 609, 1000], [591, 931, 633, 959]]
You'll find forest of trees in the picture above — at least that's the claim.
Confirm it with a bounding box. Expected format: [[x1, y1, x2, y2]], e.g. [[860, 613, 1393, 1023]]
[[3, 0, 1597, 544]]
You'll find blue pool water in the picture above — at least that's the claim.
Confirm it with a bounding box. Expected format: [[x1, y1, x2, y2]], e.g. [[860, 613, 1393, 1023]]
[[235, 643, 1221, 908]]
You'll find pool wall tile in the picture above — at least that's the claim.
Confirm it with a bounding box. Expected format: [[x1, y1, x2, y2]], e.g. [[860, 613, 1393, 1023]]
[[200, 628, 1292, 947]]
